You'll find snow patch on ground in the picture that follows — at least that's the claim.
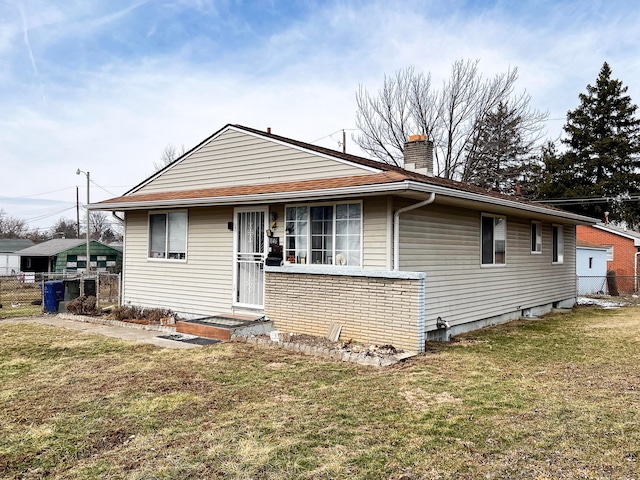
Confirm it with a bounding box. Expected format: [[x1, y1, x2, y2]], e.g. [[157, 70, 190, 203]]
[[577, 297, 629, 309]]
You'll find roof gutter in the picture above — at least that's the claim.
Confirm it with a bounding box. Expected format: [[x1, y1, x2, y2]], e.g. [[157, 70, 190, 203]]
[[402, 181, 597, 224], [89, 182, 415, 211], [393, 192, 436, 271], [90, 179, 597, 224]]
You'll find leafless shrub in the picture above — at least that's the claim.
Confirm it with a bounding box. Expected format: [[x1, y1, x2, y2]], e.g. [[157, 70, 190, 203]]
[[111, 305, 176, 324], [66, 296, 98, 316]]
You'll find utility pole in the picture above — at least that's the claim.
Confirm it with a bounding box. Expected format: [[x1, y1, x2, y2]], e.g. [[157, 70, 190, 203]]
[[342, 129, 346, 154], [76, 186, 80, 238], [76, 169, 90, 273]]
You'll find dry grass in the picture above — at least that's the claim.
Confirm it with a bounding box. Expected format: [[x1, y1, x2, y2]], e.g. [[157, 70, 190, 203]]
[[1, 306, 639, 479], [0, 281, 41, 318]]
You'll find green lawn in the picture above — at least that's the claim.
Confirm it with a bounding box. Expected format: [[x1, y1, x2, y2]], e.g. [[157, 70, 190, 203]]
[[1, 307, 639, 479]]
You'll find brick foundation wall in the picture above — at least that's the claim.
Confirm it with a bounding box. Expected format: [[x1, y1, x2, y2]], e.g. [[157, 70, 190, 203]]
[[264, 268, 425, 352]]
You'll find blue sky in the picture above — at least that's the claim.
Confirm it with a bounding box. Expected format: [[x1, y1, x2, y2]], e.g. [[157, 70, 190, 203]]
[[1, 0, 639, 231]]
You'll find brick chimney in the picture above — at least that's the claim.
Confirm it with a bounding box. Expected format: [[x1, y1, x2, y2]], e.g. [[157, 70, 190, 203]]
[[403, 134, 433, 176]]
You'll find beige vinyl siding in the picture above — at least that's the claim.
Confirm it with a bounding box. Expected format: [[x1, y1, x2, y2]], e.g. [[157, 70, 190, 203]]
[[399, 203, 577, 330], [137, 129, 374, 194], [123, 207, 235, 315], [362, 196, 389, 269]]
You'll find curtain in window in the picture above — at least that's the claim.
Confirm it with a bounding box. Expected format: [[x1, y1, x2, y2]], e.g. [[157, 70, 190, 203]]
[[335, 203, 361, 266], [150, 214, 167, 258], [168, 212, 187, 259], [494, 217, 506, 264], [481, 216, 494, 264], [285, 203, 361, 266]]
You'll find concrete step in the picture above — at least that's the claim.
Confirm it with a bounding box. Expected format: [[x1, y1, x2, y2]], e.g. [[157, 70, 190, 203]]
[[176, 314, 273, 341]]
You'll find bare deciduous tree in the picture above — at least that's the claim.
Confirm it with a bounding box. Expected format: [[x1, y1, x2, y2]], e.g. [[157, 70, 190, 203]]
[[51, 218, 79, 239], [0, 210, 29, 239], [355, 59, 548, 182], [153, 143, 185, 172], [88, 211, 118, 241]]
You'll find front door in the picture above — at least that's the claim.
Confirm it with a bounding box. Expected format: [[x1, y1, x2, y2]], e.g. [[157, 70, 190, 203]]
[[233, 208, 267, 309]]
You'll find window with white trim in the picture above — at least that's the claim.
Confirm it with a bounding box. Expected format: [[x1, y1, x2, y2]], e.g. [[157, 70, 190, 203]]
[[285, 202, 362, 266], [604, 245, 614, 261], [552, 224, 564, 264], [481, 214, 506, 265], [149, 211, 187, 260], [531, 221, 542, 254]]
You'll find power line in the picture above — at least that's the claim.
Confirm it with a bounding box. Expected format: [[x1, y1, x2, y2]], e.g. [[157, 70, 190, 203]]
[[310, 128, 358, 144], [89, 179, 119, 197], [1, 186, 77, 199], [24, 206, 76, 223], [538, 195, 640, 205]]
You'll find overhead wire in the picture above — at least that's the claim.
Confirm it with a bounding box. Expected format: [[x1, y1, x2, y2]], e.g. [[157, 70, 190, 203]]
[[310, 128, 359, 144], [1, 186, 77, 199], [538, 195, 640, 205]]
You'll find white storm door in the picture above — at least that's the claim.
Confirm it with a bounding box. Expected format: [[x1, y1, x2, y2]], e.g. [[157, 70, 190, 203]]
[[233, 208, 267, 309]]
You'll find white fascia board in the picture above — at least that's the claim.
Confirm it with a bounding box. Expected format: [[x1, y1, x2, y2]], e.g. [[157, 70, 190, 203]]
[[403, 181, 598, 224], [90, 179, 597, 224], [89, 182, 412, 211], [593, 224, 640, 245]]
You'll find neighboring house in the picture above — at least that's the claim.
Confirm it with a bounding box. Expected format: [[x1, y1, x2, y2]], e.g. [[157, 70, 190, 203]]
[[0, 239, 34, 275], [17, 239, 123, 274], [92, 124, 595, 351], [576, 223, 640, 293], [576, 239, 608, 294]]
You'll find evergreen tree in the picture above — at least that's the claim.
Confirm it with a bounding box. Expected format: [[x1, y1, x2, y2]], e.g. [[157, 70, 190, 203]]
[[463, 101, 544, 195], [539, 62, 640, 225]]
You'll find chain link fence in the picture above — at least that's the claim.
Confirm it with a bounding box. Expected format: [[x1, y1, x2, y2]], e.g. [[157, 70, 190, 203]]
[[0, 274, 42, 317], [0, 272, 121, 318], [577, 275, 638, 297]]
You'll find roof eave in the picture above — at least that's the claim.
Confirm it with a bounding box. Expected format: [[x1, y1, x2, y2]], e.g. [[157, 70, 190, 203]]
[[90, 180, 598, 223], [90, 182, 414, 211], [593, 224, 640, 244], [404, 181, 598, 224]]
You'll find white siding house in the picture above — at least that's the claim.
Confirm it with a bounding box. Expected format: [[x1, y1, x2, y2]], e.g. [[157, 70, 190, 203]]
[[0, 239, 34, 276], [92, 124, 596, 351]]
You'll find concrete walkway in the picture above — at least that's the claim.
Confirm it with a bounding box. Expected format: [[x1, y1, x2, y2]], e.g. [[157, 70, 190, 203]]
[[2, 315, 202, 349]]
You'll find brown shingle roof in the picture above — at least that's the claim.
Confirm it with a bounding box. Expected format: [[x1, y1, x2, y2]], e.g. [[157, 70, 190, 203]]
[[229, 125, 558, 210], [101, 124, 595, 222], [97, 171, 408, 205]]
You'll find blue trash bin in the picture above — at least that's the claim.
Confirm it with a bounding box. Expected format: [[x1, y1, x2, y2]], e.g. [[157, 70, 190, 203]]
[[43, 281, 65, 313]]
